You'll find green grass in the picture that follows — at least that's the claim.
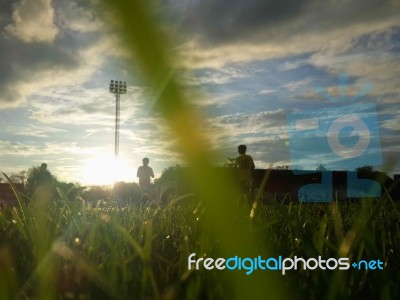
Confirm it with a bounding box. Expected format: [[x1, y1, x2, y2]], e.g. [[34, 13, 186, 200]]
[[0, 178, 399, 299]]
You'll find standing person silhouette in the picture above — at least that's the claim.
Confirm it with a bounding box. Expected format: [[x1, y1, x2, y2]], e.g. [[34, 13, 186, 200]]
[[137, 157, 154, 189], [234, 145, 255, 195], [28, 163, 53, 208], [37, 163, 52, 187]]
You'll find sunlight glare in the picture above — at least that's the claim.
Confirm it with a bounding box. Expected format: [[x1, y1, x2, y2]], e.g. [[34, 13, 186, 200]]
[[82, 154, 133, 185]]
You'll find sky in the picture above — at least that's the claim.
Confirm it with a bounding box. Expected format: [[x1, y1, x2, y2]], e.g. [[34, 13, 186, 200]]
[[0, 0, 399, 185]]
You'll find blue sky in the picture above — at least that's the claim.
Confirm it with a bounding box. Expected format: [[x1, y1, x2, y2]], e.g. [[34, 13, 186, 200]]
[[0, 0, 399, 185]]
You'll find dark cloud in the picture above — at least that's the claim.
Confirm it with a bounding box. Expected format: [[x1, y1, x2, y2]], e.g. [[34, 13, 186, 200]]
[[178, 0, 399, 45], [0, 0, 112, 109], [0, 35, 80, 106], [0, 0, 13, 26], [182, 0, 312, 44], [1, 38, 79, 74]]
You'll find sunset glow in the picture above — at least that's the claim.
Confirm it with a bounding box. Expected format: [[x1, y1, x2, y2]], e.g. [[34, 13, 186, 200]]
[[82, 154, 134, 186]]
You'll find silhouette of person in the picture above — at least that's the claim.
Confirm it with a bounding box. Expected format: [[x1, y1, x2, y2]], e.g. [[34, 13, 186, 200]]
[[37, 163, 52, 186], [30, 163, 53, 208], [137, 157, 154, 189], [234, 145, 255, 194]]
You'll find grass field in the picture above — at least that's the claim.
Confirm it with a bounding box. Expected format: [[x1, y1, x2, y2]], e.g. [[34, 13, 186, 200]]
[[0, 176, 399, 299]]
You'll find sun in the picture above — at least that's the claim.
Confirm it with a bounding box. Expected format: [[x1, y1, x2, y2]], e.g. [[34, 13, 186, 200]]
[[82, 154, 134, 185]]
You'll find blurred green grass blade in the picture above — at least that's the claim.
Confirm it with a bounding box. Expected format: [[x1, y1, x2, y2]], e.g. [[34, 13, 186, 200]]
[[111, 219, 145, 261], [51, 240, 116, 298], [3, 172, 29, 226], [105, 1, 286, 298], [0, 247, 18, 300], [56, 187, 73, 214]]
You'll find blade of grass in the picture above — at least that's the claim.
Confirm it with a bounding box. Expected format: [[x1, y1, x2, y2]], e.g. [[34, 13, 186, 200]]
[[104, 1, 286, 298]]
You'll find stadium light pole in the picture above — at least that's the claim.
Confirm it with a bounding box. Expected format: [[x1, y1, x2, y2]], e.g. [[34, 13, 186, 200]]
[[109, 80, 127, 159]]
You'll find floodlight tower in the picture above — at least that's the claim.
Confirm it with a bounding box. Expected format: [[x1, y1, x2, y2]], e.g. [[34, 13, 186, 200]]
[[109, 80, 127, 158]]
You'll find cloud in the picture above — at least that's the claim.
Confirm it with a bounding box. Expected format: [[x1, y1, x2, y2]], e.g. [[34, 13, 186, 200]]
[[278, 59, 308, 72], [28, 86, 143, 126], [57, 1, 106, 33], [282, 78, 313, 92], [5, 0, 58, 43], [184, 67, 249, 86], [308, 50, 400, 101], [0, 36, 82, 108], [205, 109, 288, 151], [0, 140, 92, 157], [258, 89, 276, 95], [172, 0, 400, 69], [13, 124, 67, 138], [180, 0, 314, 45], [0, 0, 126, 110], [181, 0, 399, 45], [184, 89, 245, 108]]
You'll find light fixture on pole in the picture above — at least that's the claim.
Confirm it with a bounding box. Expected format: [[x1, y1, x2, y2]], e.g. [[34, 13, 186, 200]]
[[109, 80, 127, 159]]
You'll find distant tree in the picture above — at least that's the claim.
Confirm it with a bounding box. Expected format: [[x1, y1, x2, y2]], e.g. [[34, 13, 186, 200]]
[[316, 164, 327, 172], [81, 186, 112, 204], [113, 181, 140, 203], [154, 165, 194, 199], [356, 165, 375, 176], [154, 165, 181, 185], [56, 181, 83, 202], [275, 165, 289, 170], [9, 171, 27, 185], [356, 165, 374, 172]]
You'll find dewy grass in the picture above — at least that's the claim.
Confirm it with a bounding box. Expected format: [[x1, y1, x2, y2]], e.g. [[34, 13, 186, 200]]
[[3, 180, 398, 298], [1, 182, 399, 299]]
